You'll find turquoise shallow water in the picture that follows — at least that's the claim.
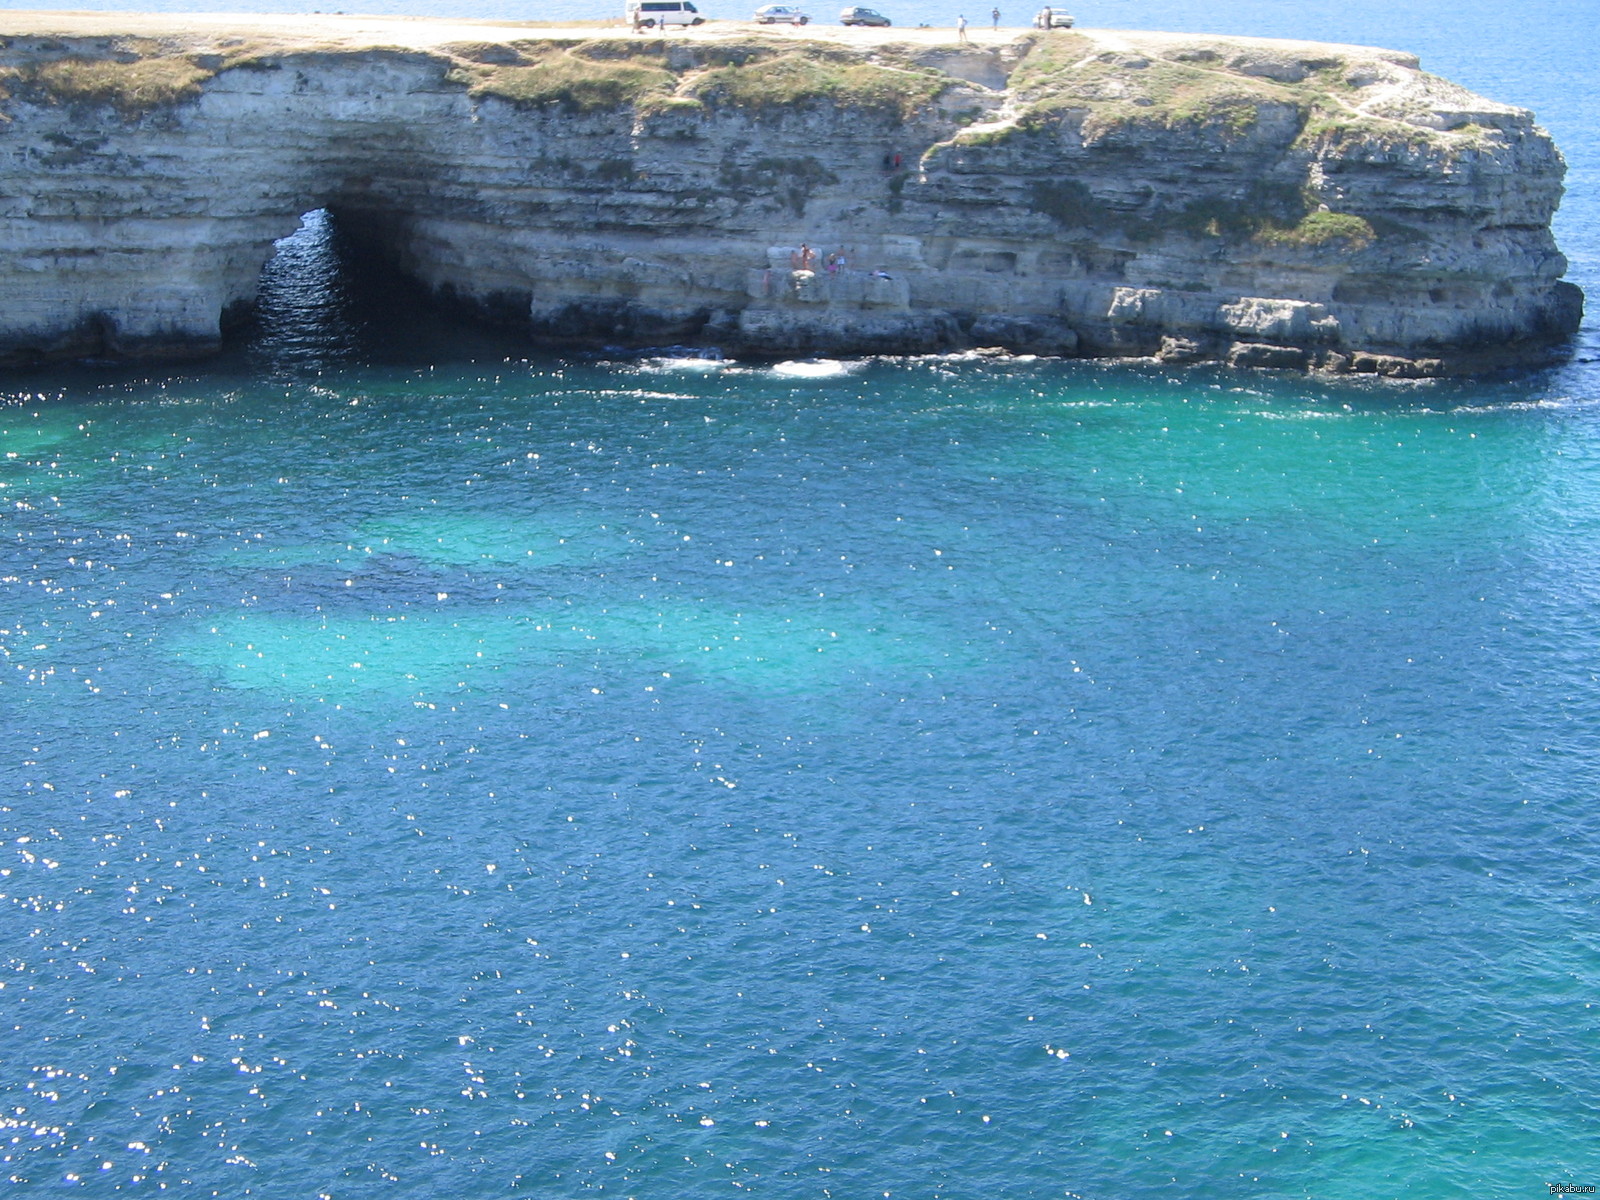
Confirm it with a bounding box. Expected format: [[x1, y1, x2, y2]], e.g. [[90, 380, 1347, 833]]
[[4, 0, 1600, 1194], [7, 285, 1600, 1195]]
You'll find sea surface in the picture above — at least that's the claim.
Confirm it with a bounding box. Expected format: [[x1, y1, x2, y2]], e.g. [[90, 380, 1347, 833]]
[[1, 0, 1598, 1196]]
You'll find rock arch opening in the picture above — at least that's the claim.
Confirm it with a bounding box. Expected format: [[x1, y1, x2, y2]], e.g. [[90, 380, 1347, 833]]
[[239, 207, 525, 371], [241, 208, 429, 370], [244, 209, 362, 368]]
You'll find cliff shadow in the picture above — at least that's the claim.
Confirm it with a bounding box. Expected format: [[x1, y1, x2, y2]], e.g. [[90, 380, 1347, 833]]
[[232, 209, 533, 375]]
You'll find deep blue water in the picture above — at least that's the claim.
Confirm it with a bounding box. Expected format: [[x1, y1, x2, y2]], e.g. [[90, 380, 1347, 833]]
[[2, 0, 1598, 1196]]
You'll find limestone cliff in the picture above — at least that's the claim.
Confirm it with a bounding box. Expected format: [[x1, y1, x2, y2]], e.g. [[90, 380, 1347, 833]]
[[0, 14, 1582, 374]]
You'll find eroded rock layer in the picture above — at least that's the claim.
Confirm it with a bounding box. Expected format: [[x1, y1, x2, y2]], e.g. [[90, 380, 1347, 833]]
[[0, 17, 1583, 372]]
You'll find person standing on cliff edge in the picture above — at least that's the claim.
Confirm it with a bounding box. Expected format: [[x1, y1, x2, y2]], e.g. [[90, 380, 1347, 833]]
[[957, 13, 969, 41], [991, 7, 1000, 28]]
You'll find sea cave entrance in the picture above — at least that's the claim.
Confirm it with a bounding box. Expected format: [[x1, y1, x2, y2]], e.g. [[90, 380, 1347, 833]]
[[241, 209, 523, 372], [245, 209, 364, 369]]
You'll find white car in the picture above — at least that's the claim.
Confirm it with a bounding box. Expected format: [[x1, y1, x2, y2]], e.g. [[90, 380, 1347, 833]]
[[754, 4, 810, 22], [627, 0, 705, 26]]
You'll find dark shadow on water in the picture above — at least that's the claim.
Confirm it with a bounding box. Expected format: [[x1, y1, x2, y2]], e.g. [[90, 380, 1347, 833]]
[[237, 208, 364, 371], [231, 208, 536, 377]]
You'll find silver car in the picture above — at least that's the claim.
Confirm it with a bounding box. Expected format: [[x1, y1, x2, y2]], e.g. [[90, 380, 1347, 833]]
[[755, 4, 811, 22]]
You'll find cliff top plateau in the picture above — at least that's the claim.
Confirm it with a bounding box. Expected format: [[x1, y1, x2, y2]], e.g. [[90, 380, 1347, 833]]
[[0, 10, 1498, 127]]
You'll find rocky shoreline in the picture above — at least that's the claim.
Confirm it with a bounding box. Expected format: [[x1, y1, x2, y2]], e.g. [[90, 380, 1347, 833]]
[[0, 14, 1583, 374]]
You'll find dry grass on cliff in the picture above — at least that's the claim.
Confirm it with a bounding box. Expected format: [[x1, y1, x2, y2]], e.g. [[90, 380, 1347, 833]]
[[1008, 36, 1297, 140], [1294, 107, 1502, 160], [686, 50, 947, 119], [1002, 33, 1489, 161], [450, 38, 947, 120], [0, 32, 327, 118], [29, 55, 214, 115], [454, 48, 676, 112]]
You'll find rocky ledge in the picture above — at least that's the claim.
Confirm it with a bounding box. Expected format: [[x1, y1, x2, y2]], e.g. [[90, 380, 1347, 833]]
[[0, 13, 1583, 373]]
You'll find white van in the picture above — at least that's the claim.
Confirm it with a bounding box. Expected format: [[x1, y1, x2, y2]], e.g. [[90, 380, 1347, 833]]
[[626, 0, 705, 26]]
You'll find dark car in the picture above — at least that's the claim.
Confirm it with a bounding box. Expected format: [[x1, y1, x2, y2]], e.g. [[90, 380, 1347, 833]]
[[840, 6, 892, 24]]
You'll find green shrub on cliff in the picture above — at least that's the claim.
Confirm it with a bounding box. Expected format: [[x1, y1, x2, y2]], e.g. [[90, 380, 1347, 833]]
[[1027, 179, 1111, 228], [1257, 210, 1376, 249]]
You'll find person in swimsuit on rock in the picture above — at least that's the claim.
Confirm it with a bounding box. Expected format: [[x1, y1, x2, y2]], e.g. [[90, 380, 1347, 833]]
[[957, 14, 969, 41]]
